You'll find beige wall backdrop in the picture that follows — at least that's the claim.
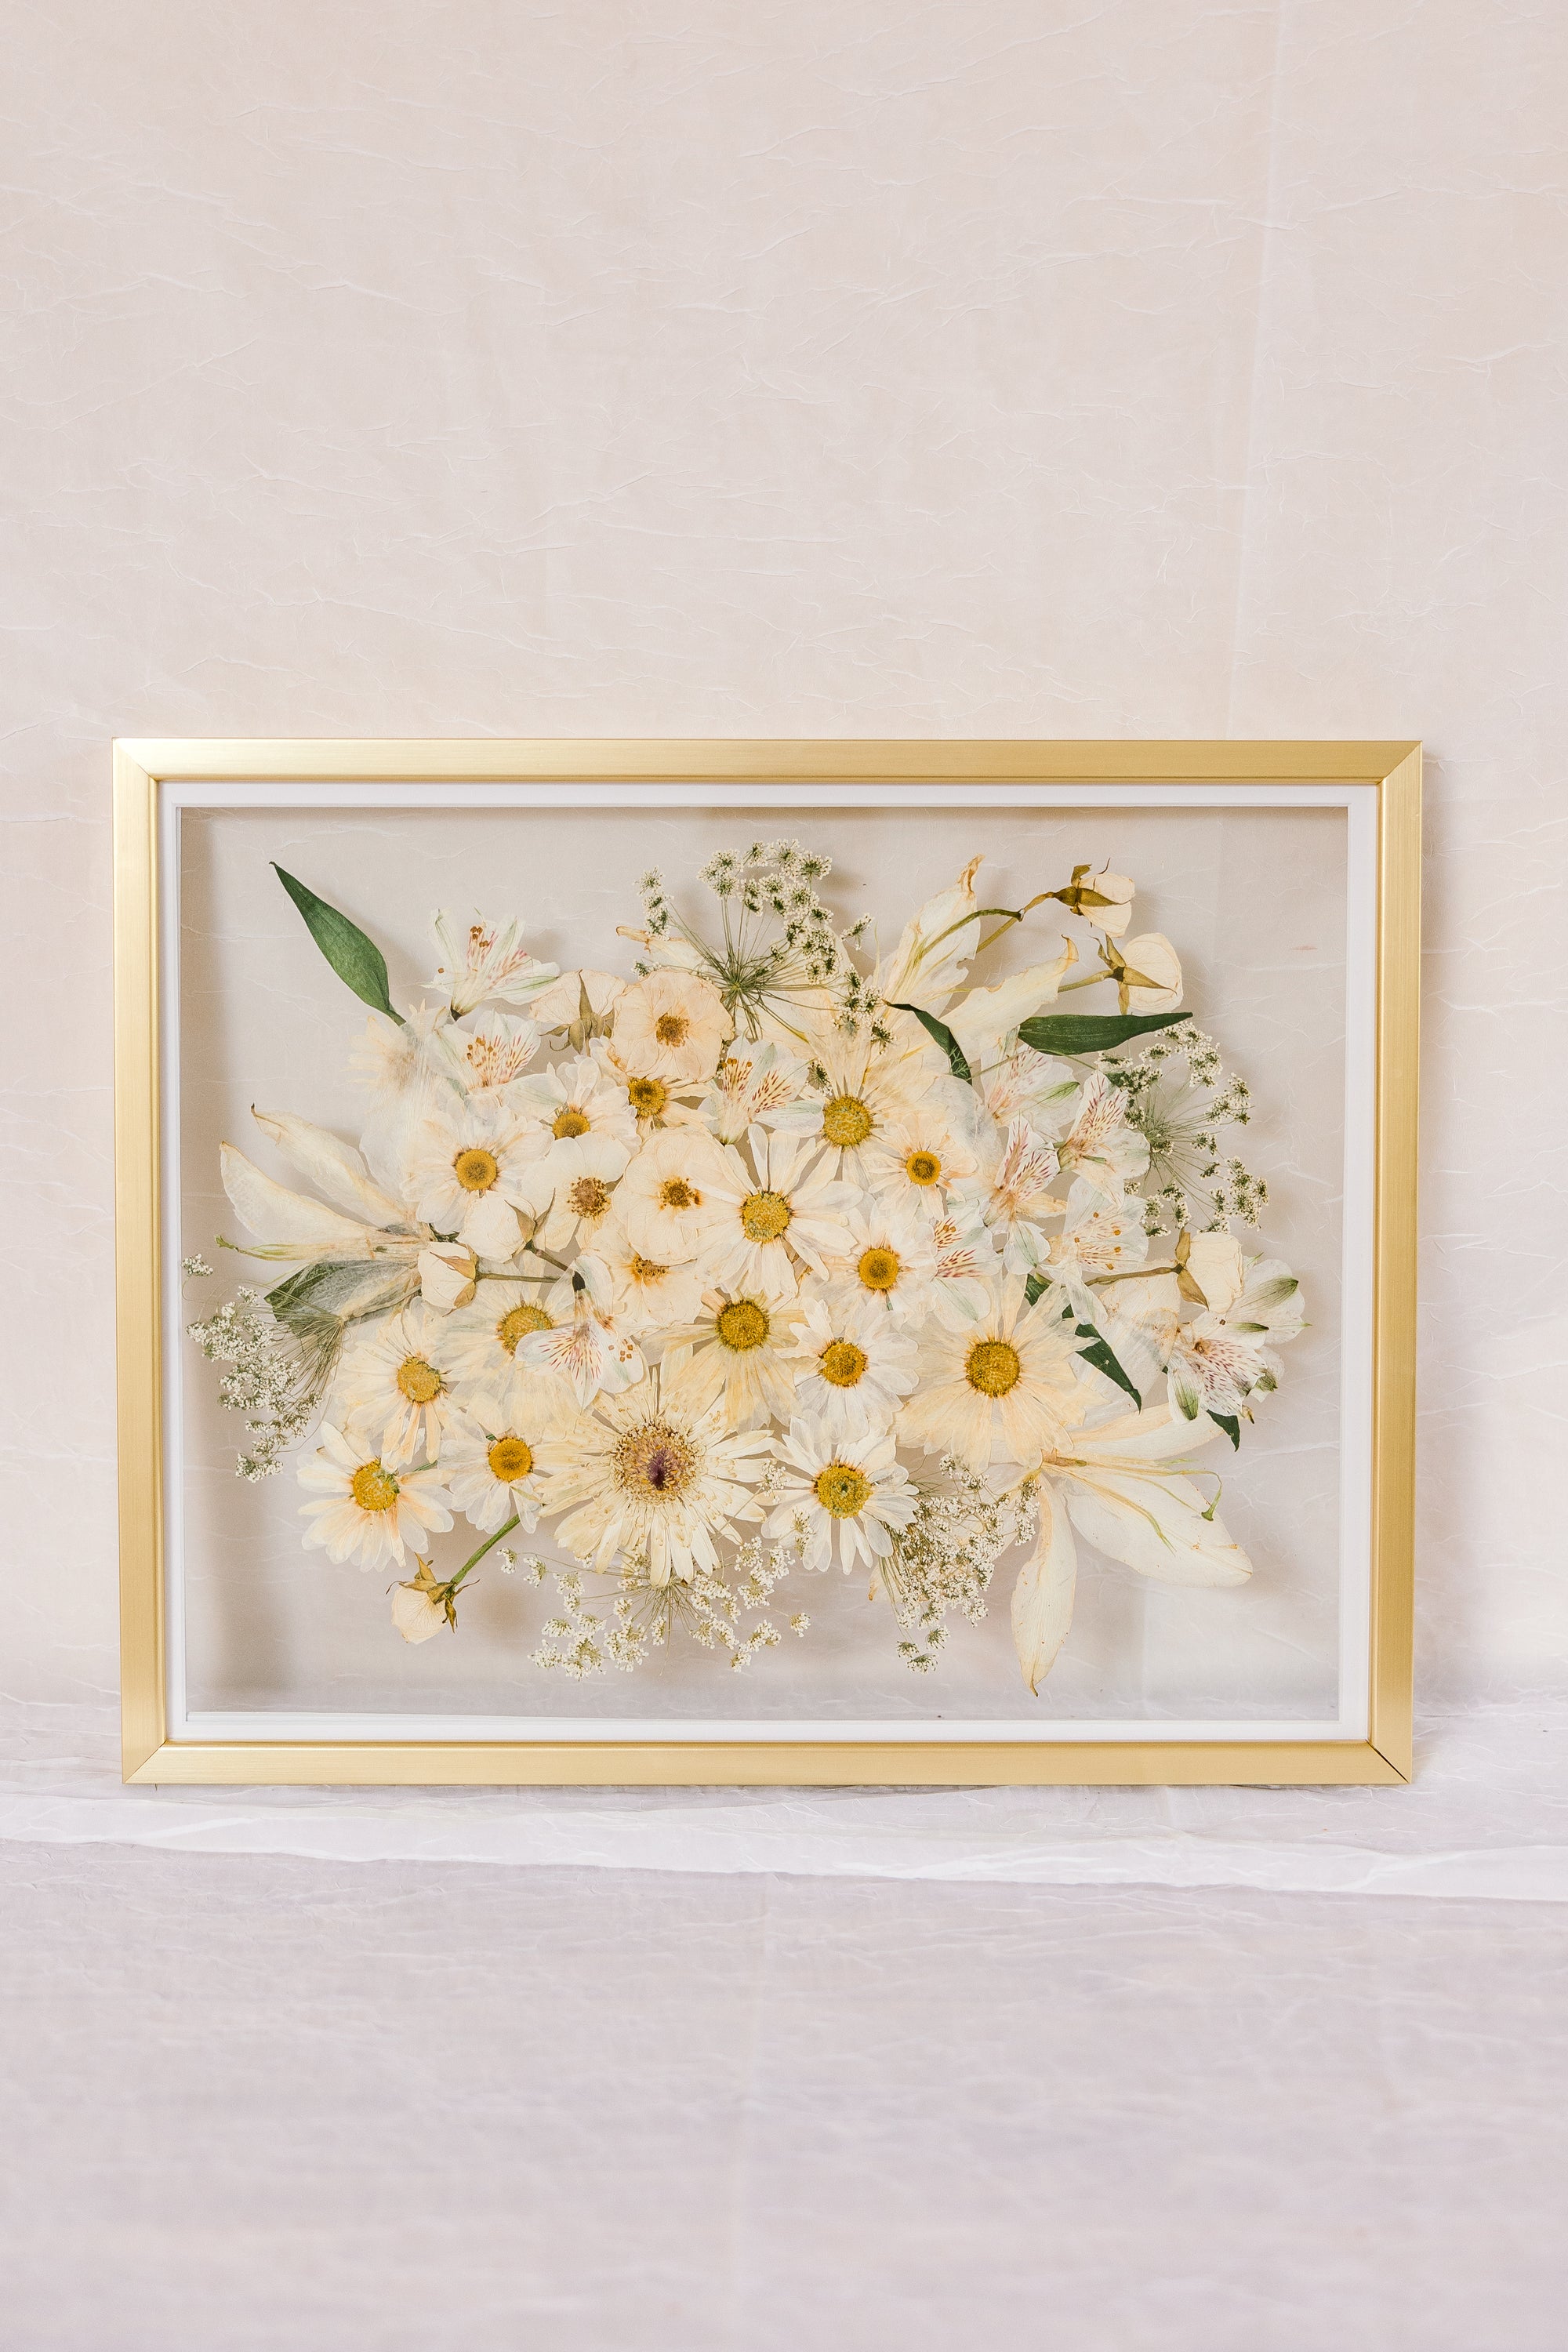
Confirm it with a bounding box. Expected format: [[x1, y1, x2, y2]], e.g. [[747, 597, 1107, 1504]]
[[4, 2, 1563, 1717]]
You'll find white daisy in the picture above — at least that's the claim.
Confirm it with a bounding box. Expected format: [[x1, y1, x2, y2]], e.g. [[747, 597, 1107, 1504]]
[[441, 1409, 564, 1535], [616, 1127, 728, 1263], [765, 1415, 917, 1576], [408, 1097, 550, 1260], [772, 1025, 937, 1182], [898, 1275, 1086, 1471], [862, 1091, 979, 1225], [430, 910, 558, 1018], [786, 1289, 919, 1439], [818, 1200, 940, 1320], [439, 1272, 575, 1425], [610, 970, 732, 1085], [297, 1424, 453, 1570], [654, 1288, 808, 1430], [513, 1049, 637, 1187], [332, 1300, 466, 1468], [699, 1132, 857, 1301], [543, 1365, 772, 1585]]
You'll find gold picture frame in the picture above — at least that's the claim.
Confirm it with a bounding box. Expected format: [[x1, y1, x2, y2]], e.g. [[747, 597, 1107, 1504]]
[[114, 738, 1419, 1787]]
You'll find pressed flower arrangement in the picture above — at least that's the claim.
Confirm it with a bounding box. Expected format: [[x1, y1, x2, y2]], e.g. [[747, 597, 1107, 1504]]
[[185, 844, 1304, 1690]]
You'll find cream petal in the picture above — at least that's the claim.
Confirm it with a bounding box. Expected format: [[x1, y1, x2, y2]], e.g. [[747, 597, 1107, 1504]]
[[219, 1144, 387, 1258], [1064, 1469, 1251, 1585], [1011, 1486, 1078, 1693], [250, 1109, 405, 1226]]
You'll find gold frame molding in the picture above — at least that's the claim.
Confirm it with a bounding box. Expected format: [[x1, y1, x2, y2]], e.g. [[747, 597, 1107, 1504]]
[[114, 738, 1419, 1787]]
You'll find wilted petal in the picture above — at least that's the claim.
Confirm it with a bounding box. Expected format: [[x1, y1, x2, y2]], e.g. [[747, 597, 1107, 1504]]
[[219, 1144, 389, 1259], [1064, 1465, 1252, 1585], [1011, 1486, 1078, 1693], [945, 940, 1078, 1063], [250, 1109, 404, 1227]]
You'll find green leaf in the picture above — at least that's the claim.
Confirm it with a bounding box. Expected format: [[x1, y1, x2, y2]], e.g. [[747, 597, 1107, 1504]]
[[273, 864, 402, 1025], [1210, 1412, 1242, 1451], [889, 1001, 971, 1084], [1027, 1276, 1142, 1406], [1074, 1331, 1142, 1409], [265, 1259, 417, 1334], [1018, 1010, 1189, 1056]]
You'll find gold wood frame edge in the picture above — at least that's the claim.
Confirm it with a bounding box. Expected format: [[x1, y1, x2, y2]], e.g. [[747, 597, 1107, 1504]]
[[114, 738, 1418, 1788]]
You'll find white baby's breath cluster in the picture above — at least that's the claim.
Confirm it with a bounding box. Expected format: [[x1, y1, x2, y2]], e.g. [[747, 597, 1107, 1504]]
[[188, 846, 1305, 1692]]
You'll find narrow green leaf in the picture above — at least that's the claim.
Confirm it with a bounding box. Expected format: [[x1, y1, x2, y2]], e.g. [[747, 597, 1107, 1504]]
[[889, 1001, 972, 1085], [1210, 1411, 1242, 1451], [273, 864, 403, 1025], [1074, 1330, 1142, 1408], [1018, 1010, 1189, 1056], [1025, 1271, 1049, 1308]]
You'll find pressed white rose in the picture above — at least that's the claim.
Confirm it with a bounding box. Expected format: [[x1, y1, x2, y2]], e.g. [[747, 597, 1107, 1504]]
[[297, 1425, 453, 1570], [530, 966, 626, 1040], [611, 970, 733, 1084], [390, 1577, 448, 1644], [408, 1098, 550, 1260], [898, 1275, 1086, 1471], [417, 1243, 477, 1315], [430, 910, 558, 1018], [595, 1221, 709, 1336], [1047, 862, 1135, 938], [616, 1128, 728, 1263], [1105, 931, 1182, 1014], [764, 1415, 917, 1576]]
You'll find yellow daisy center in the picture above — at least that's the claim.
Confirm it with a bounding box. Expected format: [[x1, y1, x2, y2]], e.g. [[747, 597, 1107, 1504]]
[[394, 1356, 443, 1405], [454, 1146, 499, 1192], [487, 1435, 534, 1483], [350, 1461, 400, 1512], [716, 1298, 769, 1352], [628, 1076, 668, 1116], [822, 1094, 873, 1148], [966, 1338, 1022, 1398], [857, 1247, 901, 1292], [613, 1418, 697, 1499], [819, 1339, 868, 1388], [498, 1303, 553, 1355], [813, 1463, 873, 1518], [655, 1012, 691, 1046], [905, 1149, 942, 1187], [568, 1177, 612, 1218], [552, 1106, 590, 1139], [740, 1189, 791, 1243], [659, 1176, 699, 1210]]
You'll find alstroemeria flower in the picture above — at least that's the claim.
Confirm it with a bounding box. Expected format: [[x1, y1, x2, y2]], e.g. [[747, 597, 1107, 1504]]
[[430, 910, 559, 1018]]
